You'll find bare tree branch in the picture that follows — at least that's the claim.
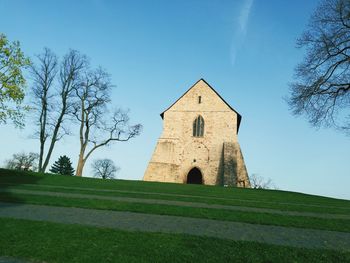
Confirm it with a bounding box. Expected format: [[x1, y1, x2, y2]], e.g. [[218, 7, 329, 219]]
[[30, 49, 88, 172], [288, 0, 350, 134], [73, 69, 142, 176], [30, 48, 58, 171], [249, 174, 275, 189], [4, 152, 39, 172], [92, 159, 119, 179]]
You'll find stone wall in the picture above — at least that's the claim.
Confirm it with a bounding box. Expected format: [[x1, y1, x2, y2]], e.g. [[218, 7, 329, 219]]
[[143, 79, 250, 187], [222, 142, 250, 187]]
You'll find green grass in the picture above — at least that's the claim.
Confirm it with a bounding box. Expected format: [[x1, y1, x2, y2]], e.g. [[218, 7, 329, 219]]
[[1, 168, 349, 206], [1, 168, 350, 262], [2, 182, 350, 215], [1, 192, 350, 233], [1, 168, 349, 213], [1, 168, 350, 232], [1, 217, 349, 263]]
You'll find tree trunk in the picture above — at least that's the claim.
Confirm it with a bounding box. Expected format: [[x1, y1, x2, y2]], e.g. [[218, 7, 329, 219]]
[[38, 142, 45, 172], [75, 155, 85, 177], [38, 106, 46, 172], [75, 97, 87, 177], [76, 138, 87, 177], [41, 96, 67, 172], [38, 92, 48, 173], [41, 113, 63, 172]]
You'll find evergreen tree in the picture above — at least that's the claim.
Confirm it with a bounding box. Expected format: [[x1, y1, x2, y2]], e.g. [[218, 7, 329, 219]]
[[50, 155, 75, 176]]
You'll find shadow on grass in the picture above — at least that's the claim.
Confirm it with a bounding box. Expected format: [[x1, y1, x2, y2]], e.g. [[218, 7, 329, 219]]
[[0, 168, 44, 207]]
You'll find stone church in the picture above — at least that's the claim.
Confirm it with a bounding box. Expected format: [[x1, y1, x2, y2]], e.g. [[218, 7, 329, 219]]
[[143, 79, 250, 187]]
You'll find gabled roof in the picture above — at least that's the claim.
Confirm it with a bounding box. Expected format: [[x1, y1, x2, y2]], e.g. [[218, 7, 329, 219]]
[[160, 78, 242, 134]]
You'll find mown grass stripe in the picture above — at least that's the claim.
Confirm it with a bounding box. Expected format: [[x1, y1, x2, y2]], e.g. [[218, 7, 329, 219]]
[[1, 192, 350, 233], [2, 182, 349, 210], [2, 182, 350, 215], [1, 202, 350, 251], [2, 188, 349, 220], [1, 217, 349, 263], [1, 169, 349, 208]]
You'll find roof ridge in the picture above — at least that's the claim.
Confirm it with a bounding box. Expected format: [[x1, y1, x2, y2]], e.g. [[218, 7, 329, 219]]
[[160, 79, 242, 134]]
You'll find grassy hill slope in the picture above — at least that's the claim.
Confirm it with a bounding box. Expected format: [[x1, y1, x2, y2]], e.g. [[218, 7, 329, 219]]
[[0, 168, 349, 263]]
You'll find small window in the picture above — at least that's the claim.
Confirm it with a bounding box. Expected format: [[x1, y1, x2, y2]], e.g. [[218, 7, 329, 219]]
[[193, 115, 204, 137], [198, 96, 201, 104]]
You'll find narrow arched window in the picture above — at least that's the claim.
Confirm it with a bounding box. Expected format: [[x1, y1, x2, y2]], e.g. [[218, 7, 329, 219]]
[[193, 115, 204, 137]]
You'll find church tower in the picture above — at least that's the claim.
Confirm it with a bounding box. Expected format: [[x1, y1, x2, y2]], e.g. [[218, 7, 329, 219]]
[[143, 79, 250, 187]]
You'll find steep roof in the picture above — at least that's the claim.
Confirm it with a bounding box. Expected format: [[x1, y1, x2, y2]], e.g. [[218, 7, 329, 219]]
[[160, 78, 242, 134]]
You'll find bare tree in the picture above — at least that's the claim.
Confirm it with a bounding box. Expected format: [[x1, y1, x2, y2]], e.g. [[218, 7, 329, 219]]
[[288, 0, 350, 135], [4, 152, 39, 171], [30, 48, 57, 171], [73, 68, 142, 176], [30, 49, 87, 172], [92, 159, 119, 179], [249, 174, 274, 189]]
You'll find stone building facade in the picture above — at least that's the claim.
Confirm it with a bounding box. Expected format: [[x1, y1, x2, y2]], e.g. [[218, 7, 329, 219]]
[[143, 79, 250, 187]]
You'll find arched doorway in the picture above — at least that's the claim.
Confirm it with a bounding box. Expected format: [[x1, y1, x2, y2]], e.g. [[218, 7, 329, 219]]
[[187, 167, 203, 184]]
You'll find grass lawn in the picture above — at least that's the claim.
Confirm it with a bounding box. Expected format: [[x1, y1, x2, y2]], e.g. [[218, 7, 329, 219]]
[[1, 217, 349, 263], [1, 168, 350, 262], [1, 169, 350, 213], [1, 168, 349, 207], [1, 192, 350, 233], [3, 182, 350, 215]]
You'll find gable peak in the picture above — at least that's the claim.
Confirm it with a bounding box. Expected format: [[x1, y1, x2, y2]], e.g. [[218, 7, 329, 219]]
[[160, 78, 242, 133]]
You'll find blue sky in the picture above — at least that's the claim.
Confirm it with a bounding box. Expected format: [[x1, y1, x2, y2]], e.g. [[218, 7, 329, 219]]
[[1, 0, 349, 199]]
